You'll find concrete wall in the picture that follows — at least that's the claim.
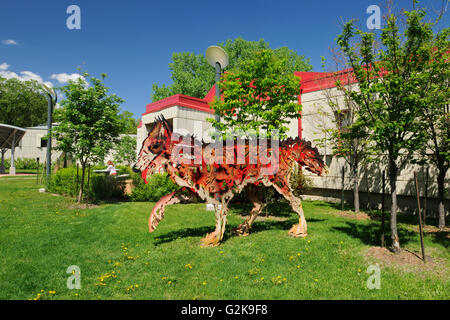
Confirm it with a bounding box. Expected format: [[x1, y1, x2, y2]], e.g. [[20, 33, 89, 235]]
[[3, 127, 62, 163], [138, 105, 216, 155], [4, 128, 136, 168]]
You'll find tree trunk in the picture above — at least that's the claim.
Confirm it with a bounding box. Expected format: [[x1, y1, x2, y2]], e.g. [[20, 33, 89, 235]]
[[353, 166, 360, 213], [77, 163, 86, 203], [388, 157, 401, 253], [437, 169, 446, 229]]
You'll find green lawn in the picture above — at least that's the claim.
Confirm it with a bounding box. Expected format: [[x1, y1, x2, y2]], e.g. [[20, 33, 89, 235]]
[[0, 177, 448, 300]]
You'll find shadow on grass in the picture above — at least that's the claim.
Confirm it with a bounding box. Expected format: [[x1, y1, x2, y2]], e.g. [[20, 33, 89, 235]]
[[332, 220, 418, 247], [153, 226, 215, 246], [429, 231, 449, 249], [229, 201, 298, 219], [311, 201, 352, 211], [152, 217, 327, 246]]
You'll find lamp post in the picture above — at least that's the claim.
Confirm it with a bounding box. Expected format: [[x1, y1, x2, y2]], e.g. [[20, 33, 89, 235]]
[[206, 46, 229, 123], [41, 84, 57, 186]]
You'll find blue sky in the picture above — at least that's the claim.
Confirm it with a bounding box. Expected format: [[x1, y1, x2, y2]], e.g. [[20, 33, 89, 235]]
[[0, 0, 447, 118]]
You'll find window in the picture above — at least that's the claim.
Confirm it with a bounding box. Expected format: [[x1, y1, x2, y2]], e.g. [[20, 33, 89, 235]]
[[40, 137, 48, 148], [334, 109, 351, 155], [334, 109, 351, 133]]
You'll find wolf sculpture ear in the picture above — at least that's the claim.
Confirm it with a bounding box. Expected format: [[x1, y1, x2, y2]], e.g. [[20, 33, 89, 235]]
[[158, 114, 173, 139], [147, 119, 163, 140]]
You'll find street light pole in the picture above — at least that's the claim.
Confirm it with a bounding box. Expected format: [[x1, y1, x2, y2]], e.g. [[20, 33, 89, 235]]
[[46, 93, 53, 180], [215, 61, 221, 122], [206, 46, 229, 125], [41, 83, 57, 187]]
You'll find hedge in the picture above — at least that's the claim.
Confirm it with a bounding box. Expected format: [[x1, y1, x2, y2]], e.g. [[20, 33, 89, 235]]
[[48, 166, 129, 201], [130, 173, 180, 202]]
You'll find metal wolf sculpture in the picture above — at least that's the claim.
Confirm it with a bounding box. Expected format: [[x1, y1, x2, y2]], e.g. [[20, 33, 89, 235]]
[[133, 115, 325, 247]]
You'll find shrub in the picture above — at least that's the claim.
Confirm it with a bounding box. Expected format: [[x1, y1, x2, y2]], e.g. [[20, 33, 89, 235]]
[[131, 173, 180, 202], [88, 174, 126, 200], [289, 164, 314, 197], [48, 167, 80, 197], [48, 167, 127, 201], [2, 157, 40, 170]]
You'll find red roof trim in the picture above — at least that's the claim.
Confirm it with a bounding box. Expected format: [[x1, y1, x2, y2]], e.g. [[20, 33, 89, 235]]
[[143, 94, 214, 116], [295, 68, 357, 94], [204, 86, 216, 103]]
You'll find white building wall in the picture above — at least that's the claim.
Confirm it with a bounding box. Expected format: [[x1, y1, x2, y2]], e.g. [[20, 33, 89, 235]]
[[3, 127, 62, 162], [300, 87, 450, 200]]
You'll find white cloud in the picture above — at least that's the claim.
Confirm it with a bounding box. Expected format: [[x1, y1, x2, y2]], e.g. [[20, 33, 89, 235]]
[[0, 69, 20, 80], [2, 39, 18, 45], [19, 71, 43, 83], [50, 73, 85, 84], [0, 64, 53, 90], [0, 62, 9, 71]]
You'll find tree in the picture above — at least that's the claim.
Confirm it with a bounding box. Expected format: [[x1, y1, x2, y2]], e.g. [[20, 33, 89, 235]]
[[113, 135, 137, 166], [417, 26, 449, 229], [53, 72, 124, 203], [209, 49, 301, 140], [118, 110, 139, 134], [0, 76, 49, 173], [315, 56, 371, 213], [151, 37, 312, 102], [336, 5, 436, 253], [0, 76, 48, 127]]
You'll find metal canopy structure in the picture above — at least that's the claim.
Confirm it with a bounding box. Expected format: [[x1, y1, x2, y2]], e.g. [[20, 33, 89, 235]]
[[0, 124, 26, 175]]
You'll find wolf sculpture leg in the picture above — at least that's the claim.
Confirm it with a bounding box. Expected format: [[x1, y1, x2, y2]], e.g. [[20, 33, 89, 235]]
[[201, 202, 228, 247], [286, 193, 307, 237], [234, 185, 264, 236], [149, 190, 185, 232], [270, 183, 307, 238], [200, 191, 235, 247]]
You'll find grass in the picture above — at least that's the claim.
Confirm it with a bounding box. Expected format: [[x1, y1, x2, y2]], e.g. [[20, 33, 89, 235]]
[[0, 177, 448, 300]]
